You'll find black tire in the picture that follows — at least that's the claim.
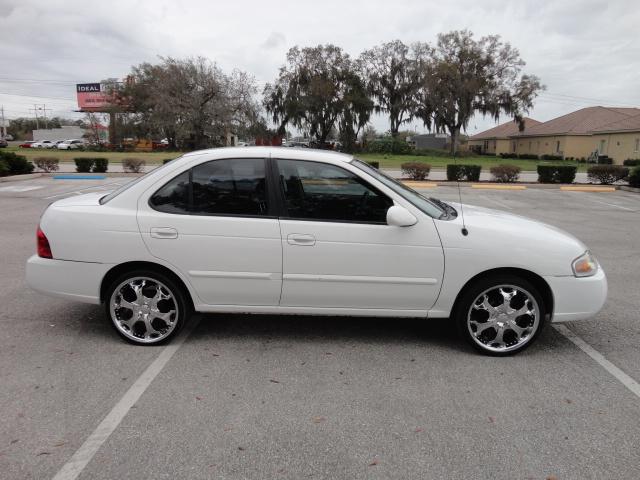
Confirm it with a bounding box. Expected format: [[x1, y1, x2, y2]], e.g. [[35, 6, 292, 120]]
[[104, 269, 192, 345], [454, 274, 548, 356]]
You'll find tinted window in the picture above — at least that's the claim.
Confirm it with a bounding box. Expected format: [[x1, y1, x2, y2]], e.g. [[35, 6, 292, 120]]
[[276, 159, 393, 223], [191, 158, 267, 215], [149, 171, 190, 214]]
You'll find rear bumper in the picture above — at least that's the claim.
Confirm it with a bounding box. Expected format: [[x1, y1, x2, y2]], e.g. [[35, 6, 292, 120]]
[[545, 269, 608, 322], [25, 255, 111, 304]]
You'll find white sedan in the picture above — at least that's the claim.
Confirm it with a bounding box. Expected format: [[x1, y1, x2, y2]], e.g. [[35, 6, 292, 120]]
[[56, 139, 85, 150], [32, 140, 56, 148], [26, 147, 607, 355]]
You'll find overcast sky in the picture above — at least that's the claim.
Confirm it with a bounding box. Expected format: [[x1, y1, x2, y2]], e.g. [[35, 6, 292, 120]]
[[1, 0, 638, 136]]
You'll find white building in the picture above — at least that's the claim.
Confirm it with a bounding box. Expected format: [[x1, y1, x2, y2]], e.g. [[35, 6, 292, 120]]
[[33, 125, 86, 142]]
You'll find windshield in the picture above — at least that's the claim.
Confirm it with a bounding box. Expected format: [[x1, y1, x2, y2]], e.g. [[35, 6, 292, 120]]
[[99, 159, 179, 204], [351, 158, 446, 218]]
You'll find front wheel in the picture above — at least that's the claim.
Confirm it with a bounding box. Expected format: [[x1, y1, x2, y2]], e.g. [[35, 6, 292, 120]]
[[105, 270, 190, 345], [455, 275, 547, 356]]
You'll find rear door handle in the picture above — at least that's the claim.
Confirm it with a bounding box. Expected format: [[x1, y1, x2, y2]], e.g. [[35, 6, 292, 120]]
[[287, 233, 316, 246], [150, 227, 178, 239]]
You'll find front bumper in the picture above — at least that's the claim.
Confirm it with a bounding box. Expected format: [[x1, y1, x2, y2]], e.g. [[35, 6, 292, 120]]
[[545, 269, 608, 322], [25, 255, 112, 305]]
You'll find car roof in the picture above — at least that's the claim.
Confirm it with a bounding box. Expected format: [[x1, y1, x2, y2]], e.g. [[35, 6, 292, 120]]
[[182, 146, 353, 164]]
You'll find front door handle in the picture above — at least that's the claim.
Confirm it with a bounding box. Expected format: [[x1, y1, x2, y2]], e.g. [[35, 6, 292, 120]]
[[150, 227, 178, 239], [287, 233, 316, 246]]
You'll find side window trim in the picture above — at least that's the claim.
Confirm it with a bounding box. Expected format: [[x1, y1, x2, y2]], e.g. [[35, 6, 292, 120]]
[[149, 157, 276, 218], [271, 157, 393, 224]]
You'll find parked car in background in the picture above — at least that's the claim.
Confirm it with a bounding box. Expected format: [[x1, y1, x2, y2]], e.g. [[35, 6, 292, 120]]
[[56, 139, 85, 150], [26, 147, 607, 355], [19, 141, 36, 148], [0, 138, 8, 148], [32, 140, 56, 149], [3, 134, 13, 141]]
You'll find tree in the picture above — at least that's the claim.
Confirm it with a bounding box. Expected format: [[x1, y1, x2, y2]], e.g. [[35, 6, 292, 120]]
[[122, 57, 259, 150], [359, 40, 424, 138], [416, 30, 544, 154], [263, 45, 371, 146]]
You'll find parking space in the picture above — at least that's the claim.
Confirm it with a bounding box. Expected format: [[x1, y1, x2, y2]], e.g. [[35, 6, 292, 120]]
[[1, 177, 639, 479]]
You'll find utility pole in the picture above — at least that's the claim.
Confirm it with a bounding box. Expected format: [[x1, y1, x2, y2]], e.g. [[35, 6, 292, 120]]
[[30, 104, 40, 130], [0, 105, 6, 139]]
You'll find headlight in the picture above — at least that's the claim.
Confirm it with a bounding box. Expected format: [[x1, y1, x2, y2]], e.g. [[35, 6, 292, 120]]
[[572, 251, 598, 277]]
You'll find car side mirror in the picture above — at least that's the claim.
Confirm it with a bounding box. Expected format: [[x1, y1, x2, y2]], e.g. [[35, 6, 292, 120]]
[[386, 205, 417, 227]]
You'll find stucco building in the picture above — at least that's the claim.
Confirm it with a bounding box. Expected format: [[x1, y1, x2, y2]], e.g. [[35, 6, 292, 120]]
[[469, 107, 640, 164], [467, 118, 540, 155]]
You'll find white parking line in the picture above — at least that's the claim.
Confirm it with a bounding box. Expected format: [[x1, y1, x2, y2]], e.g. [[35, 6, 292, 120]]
[[476, 194, 513, 210], [553, 324, 640, 399], [0, 185, 43, 192], [43, 181, 125, 200], [51, 317, 201, 480], [586, 197, 636, 212]]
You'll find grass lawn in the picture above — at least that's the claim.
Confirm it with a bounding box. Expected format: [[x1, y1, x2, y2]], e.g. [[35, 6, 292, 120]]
[[5, 146, 588, 172], [358, 153, 588, 172]]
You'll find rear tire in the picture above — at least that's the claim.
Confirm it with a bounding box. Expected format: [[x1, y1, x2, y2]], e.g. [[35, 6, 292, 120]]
[[105, 269, 191, 345], [454, 274, 547, 356]]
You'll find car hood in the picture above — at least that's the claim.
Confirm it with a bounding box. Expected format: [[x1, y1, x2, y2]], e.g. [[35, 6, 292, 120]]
[[433, 202, 587, 276]]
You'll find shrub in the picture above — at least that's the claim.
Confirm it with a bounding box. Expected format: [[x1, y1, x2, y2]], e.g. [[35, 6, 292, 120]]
[[0, 151, 34, 174], [33, 157, 59, 172], [401, 162, 431, 180], [92, 158, 109, 173], [517, 153, 539, 160], [0, 159, 8, 177], [74, 158, 94, 172], [629, 166, 640, 188], [623, 159, 640, 166], [540, 154, 563, 161], [490, 164, 521, 183], [597, 156, 613, 165], [537, 165, 577, 184], [122, 158, 146, 173], [365, 161, 379, 169], [446, 164, 481, 181], [366, 138, 412, 155], [587, 165, 629, 185], [499, 152, 518, 159]]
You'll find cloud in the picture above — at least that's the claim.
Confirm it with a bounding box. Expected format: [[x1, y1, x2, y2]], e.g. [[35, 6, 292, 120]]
[[0, 0, 638, 134]]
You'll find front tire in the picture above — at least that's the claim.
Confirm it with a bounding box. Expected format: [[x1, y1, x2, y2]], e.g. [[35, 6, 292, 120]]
[[454, 275, 547, 356], [105, 270, 191, 345]]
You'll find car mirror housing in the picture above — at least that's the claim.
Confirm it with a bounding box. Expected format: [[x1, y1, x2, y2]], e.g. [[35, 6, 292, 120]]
[[386, 205, 417, 227]]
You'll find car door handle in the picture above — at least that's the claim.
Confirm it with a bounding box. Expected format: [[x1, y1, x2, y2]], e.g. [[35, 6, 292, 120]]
[[287, 234, 316, 246], [150, 227, 178, 239]]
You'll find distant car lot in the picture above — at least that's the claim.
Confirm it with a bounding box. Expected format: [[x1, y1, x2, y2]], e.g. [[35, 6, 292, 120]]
[[0, 177, 639, 479]]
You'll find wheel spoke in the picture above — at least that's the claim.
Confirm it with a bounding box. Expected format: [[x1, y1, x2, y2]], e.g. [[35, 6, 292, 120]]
[[467, 284, 540, 353], [109, 276, 179, 344]]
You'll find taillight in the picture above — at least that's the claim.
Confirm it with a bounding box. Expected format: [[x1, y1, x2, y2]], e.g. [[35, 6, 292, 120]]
[[37, 226, 53, 259]]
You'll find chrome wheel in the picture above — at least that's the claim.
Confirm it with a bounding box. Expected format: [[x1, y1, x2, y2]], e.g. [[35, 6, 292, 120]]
[[109, 277, 179, 344], [467, 284, 540, 354]]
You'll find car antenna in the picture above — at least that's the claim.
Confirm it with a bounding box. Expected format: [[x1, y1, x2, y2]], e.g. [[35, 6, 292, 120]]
[[454, 141, 468, 236]]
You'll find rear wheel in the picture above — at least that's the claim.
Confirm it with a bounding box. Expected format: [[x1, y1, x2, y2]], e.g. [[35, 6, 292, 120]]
[[455, 275, 547, 356], [105, 270, 190, 345]]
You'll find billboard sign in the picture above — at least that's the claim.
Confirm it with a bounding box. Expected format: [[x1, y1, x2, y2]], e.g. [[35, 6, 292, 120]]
[[76, 83, 111, 111]]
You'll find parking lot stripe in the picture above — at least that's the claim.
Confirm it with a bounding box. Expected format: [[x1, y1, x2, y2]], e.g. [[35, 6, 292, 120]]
[[43, 181, 125, 200], [553, 324, 640, 400], [586, 197, 636, 211], [51, 317, 201, 480]]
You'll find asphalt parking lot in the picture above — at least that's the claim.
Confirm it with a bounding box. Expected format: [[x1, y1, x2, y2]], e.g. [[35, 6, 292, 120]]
[[1, 176, 639, 480]]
